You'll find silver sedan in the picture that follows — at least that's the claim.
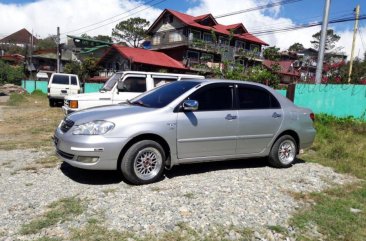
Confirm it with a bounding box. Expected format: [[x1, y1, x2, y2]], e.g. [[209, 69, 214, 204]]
[[54, 80, 316, 185]]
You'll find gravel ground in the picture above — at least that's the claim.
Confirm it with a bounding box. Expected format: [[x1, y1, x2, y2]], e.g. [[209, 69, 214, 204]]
[[0, 149, 356, 240]]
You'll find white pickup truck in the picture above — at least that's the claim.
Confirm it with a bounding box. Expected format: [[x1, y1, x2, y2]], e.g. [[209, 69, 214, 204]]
[[62, 71, 204, 114]]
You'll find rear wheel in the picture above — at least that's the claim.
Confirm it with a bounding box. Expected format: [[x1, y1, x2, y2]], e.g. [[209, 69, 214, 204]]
[[268, 135, 297, 168], [121, 140, 165, 185]]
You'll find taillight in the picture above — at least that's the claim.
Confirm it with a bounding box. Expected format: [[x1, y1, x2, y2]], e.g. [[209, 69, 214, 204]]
[[310, 113, 315, 122]]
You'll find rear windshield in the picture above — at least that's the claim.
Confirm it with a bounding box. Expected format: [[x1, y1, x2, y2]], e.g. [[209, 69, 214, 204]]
[[52, 75, 69, 85]]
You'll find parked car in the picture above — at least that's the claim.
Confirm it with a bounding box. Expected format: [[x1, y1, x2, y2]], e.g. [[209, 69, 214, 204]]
[[62, 71, 204, 114], [54, 79, 316, 185], [48, 73, 81, 107]]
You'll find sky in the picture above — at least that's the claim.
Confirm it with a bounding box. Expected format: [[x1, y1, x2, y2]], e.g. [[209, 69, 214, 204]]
[[0, 0, 365, 59]]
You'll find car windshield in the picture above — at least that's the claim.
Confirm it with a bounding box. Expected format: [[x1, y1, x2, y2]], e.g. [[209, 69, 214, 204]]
[[100, 73, 123, 91], [128, 81, 199, 108]]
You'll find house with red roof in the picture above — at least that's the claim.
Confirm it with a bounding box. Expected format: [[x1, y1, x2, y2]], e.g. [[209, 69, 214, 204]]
[[263, 60, 300, 84], [97, 44, 188, 74], [146, 9, 268, 72]]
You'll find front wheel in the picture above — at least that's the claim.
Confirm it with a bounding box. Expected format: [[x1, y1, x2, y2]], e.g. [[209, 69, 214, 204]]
[[268, 135, 297, 168], [121, 140, 165, 185]]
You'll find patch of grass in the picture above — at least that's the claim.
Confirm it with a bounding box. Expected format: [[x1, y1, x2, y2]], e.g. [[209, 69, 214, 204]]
[[20, 196, 86, 235], [7, 93, 27, 106], [71, 222, 253, 241], [292, 114, 366, 241], [0, 93, 63, 150], [267, 225, 288, 234], [183, 192, 195, 199], [102, 188, 118, 195], [35, 237, 63, 241]]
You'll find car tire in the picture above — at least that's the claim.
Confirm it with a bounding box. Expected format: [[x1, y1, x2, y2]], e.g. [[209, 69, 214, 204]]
[[268, 135, 297, 168], [121, 140, 165, 185]]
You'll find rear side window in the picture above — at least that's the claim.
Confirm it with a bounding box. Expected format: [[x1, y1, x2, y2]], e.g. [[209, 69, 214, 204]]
[[52, 75, 69, 85], [237, 85, 280, 109], [188, 83, 234, 111], [122, 77, 146, 92], [71, 76, 78, 85]]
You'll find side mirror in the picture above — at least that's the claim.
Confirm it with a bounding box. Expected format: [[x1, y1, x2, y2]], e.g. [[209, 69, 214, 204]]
[[182, 99, 198, 111], [117, 81, 126, 92]]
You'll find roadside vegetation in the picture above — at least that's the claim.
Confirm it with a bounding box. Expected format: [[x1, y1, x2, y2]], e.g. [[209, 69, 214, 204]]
[[291, 114, 366, 241], [0, 90, 63, 150], [20, 196, 86, 235]]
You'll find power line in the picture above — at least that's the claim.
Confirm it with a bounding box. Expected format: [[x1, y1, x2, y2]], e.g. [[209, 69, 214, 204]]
[[62, 0, 159, 35], [61, 0, 167, 39], [248, 15, 366, 36], [214, 0, 303, 19]]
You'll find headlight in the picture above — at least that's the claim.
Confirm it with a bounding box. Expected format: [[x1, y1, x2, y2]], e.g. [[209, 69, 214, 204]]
[[72, 121, 115, 135]]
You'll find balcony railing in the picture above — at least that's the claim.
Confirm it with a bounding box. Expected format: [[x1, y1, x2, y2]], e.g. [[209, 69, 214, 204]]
[[150, 33, 263, 60]]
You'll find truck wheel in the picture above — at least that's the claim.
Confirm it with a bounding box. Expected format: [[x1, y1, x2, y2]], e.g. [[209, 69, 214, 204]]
[[121, 140, 165, 185], [268, 135, 297, 168], [49, 98, 55, 107]]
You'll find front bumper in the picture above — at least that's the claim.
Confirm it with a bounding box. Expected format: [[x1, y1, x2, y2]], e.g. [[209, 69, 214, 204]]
[[54, 128, 127, 170]]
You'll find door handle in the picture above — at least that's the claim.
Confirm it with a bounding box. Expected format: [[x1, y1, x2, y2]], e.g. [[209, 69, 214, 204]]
[[225, 114, 237, 120], [272, 112, 282, 118]]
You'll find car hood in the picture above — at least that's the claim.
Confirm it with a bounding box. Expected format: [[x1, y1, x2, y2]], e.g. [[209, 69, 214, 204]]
[[65, 91, 111, 101], [67, 104, 155, 124]]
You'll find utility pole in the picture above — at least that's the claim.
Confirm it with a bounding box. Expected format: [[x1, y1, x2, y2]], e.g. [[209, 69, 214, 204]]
[[56, 27, 61, 73], [348, 5, 360, 83], [315, 0, 331, 84]]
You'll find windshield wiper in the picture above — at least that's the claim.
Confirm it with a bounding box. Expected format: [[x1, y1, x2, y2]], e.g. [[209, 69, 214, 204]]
[[130, 100, 149, 107]]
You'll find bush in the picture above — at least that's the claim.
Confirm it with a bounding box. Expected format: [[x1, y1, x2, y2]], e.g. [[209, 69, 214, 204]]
[[0, 60, 25, 85]]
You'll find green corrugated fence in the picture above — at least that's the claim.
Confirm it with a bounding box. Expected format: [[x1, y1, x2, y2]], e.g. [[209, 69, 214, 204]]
[[21, 80, 48, 93], [19, 80, 366, 119], [295, 84, 366, 120], [21, 80, 104, 94]]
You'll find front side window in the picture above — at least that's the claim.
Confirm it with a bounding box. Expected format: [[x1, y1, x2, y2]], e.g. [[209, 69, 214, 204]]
[[129, 81, 199, 108], [188, 84, 234, 111], [52, 75, 69, 85], [122, 77, 147, 92], [237, 85, 280, 109], [101, 73, 123, 91]]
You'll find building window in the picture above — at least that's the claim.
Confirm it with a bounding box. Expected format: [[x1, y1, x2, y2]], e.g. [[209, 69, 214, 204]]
[[187, 50, 199, 62], [152, 35, 160, 45], [200, 53, 213, 62], [219, 36, 229, 45], [250, 44, 259, 52], [203, 33, 213, 42], [235, 40, 245, 49], [169, 32, 182, 42], [189, 29, 201, 40]]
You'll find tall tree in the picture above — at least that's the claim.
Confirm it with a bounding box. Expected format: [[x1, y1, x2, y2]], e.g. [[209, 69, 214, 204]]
[[288, 42, 304, 52], [36, 36, 57, 50], [311, 29, 340, 51], [94, 35, 112, 43], [112, 17, 150, 47], [263, 46, 280, 61]]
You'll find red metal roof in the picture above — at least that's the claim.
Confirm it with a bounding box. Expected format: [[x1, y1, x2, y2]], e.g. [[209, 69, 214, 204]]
[[100, 45, 187, 70], [150, 9, 268, 46], [0, 54, 25, 64], [263, 60, 300, 77], [0, 28, 38, 44]]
